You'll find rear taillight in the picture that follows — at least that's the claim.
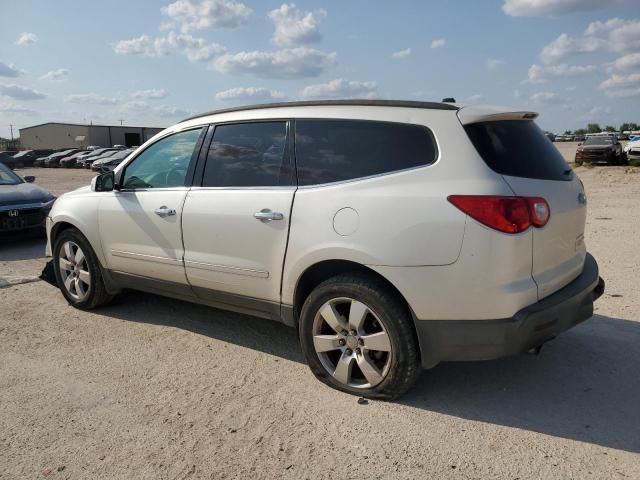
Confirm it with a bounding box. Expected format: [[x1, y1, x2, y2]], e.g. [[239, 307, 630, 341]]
[[447, 195, 550, 234]]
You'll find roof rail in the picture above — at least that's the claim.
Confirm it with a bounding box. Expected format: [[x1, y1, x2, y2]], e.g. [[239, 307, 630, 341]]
[[181, 99, 459, 122]]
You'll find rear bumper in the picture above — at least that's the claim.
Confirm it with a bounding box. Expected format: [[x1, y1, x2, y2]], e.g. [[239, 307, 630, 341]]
[[415, 253, 603, 368]]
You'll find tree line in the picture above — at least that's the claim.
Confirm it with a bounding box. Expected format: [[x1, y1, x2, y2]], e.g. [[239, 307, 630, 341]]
[[563, 123, 640, 135]]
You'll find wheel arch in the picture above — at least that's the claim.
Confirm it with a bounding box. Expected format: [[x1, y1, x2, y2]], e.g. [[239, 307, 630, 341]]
[[292, 259, 418, 331]]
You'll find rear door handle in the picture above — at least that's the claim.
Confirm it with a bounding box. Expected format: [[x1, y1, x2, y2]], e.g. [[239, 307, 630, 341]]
[[253, 209, 284, 222], [155, 206, 176, 217]]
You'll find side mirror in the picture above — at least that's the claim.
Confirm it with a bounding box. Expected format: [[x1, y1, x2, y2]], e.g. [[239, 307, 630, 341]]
[[23, 175, 36, 183], [91, 171, 115, 192]]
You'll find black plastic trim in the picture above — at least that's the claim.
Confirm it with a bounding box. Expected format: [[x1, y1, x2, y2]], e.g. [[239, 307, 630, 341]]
[[414, 253, 603, 369], [181, 99, 459, 123]]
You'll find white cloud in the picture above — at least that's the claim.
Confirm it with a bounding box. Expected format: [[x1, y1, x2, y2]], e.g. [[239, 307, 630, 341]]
[[392, 48, 411, 59], [0, 61, 22, 78], [41, 68, 69, 81], [486, 58, 504, 70], [539, 33, 604, 64], [154, 104, 191, 117], [613, 52, 640, 70], [132, 89, 169, 99], [527, 63, 598, 83], [66, 93, 118, 105], [113, 32, 225, 62], [0, 103, 37, 115], [585, 18, 640, 51], [0, 84, 45, 100], [503, 0, 623, 16], [161, 0, 251, 32], [600, 73, 640, 97], [430, 38, 446, 49], [268, 3, 325, 47], [212, 47, 336, 78], [300, 78, 377, 99], [215, 87, 285, 101], [15, 32, 38, 46], [579, 104, 613, 120], [530, 91, 566, 104]]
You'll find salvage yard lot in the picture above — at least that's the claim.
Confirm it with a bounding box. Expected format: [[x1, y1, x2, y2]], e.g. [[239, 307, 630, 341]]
[[1, 145, 640, 479]]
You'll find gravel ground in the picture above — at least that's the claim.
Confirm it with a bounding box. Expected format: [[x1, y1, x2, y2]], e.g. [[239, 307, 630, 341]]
[[1, 155, 639, 479]]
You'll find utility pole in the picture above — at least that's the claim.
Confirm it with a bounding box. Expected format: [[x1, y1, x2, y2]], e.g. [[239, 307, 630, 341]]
[[118, 119, 124, 126], [9, 124, 14, 141]]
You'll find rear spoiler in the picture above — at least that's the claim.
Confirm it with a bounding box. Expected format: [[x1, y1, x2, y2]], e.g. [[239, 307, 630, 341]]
[[457, 104, 538, 125]]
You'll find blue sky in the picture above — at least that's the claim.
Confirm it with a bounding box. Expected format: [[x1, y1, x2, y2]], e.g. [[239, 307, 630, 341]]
[[0, 0, 639, 139]]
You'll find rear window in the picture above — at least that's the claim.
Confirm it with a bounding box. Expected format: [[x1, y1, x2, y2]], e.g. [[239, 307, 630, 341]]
[[295, 120, 437, 186], [464, 120, 571, 181]]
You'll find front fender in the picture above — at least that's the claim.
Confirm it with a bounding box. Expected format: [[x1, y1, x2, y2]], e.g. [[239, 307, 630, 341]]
[[47, 193, 106, 267]]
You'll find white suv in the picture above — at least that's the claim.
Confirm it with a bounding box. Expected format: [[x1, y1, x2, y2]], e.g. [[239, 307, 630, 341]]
[[45, 100, 604, 399]]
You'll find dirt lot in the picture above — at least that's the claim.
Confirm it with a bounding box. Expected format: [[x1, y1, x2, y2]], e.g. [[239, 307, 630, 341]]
[[1, 154, 640, 479]]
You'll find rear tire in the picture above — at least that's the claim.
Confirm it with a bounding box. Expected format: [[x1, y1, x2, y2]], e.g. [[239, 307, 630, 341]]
[[298, 273, 421, 400], [53, 228, 113, 309]]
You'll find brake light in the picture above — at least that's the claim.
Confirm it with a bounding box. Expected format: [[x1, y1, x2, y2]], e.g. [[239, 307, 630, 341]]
[[447, 195, 550, 233]]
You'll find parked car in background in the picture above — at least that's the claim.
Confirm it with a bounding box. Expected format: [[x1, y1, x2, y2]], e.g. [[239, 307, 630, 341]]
[[45, 149, 82, 168], [91, 149, 134, 171], [0, 152, 16, 168], [0, 162, 55, 235], [624, 138, 640, 164], [76, 148, 120, 169], [45, 100, 604, 399], [544, 132, 555, 142], [575, 135, 625, 165], [59, 151, 91, 168], [37, 149, 80, 168], [573, 134, 586, 142], [7, 149, 55, 168]]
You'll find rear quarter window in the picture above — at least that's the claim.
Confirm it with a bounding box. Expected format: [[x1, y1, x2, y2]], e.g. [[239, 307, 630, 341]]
[[464, 120, 571, 181], [295, 119, 438, 186]]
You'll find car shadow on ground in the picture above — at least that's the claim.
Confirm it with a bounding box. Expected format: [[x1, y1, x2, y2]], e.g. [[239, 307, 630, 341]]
[[0, 235, 46, 261], [91, 290, 640, 454]]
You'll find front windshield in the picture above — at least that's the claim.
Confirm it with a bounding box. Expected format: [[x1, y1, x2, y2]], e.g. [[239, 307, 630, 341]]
[[0, 163, 22, 185], [584, 136, 614, 145], [13, 151, 30, 158]]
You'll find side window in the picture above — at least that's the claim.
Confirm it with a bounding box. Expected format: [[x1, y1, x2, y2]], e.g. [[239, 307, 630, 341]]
[[122, 128, 203, 189], [202, 122, 289, 187], [295, 120, 438, 186]]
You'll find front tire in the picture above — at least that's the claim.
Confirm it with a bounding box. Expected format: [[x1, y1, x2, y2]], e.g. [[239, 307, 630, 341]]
[[298, 273, 421, 400], [53, 228, 113, 309]]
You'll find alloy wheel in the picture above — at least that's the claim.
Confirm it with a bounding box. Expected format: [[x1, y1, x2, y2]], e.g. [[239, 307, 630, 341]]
[[312, 297, 392, 389], [58, 241, 91, 302]]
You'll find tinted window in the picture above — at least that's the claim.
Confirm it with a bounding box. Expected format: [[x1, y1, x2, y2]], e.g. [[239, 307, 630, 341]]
[[122, 128, 203, 189], [464, 120, 571, 181], [584, 136, 614, 145], [202, 122, 288, 187], [295, 120, 437, 186]]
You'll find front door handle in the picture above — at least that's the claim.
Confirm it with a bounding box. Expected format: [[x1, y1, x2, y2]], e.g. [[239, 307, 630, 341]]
[[253, 209, 284, 222], [155, 206, 176, 217]]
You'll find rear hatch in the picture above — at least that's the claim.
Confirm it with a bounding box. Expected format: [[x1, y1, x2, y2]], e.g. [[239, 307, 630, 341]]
[[461, 113, 587, 299]]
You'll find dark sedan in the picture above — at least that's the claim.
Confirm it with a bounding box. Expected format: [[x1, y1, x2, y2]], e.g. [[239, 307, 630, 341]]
[[0, 163, 55, 234], [575, 136, 625, 165], [40, 149, 81, 168], [59, 150, 90, 168], [6, 149, 55, 168]]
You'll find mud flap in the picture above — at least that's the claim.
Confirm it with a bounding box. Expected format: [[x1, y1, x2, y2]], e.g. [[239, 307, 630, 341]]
[[40, 260, 58, 287]]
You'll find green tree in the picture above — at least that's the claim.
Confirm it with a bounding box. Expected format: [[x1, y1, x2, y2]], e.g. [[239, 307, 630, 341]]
[[587, 123, 601, 134], [620, 122, 639, 132], [574, 128, 587, 135], [604, 125, 616, 132], [564, 130, 572, 135]]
